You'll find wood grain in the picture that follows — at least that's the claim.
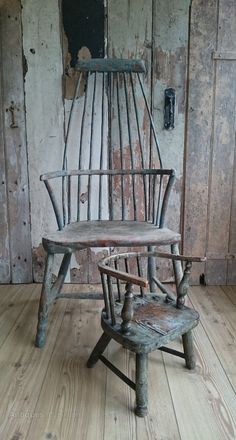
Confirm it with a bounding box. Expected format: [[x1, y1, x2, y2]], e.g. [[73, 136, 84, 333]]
[[189, 286, 236, 392], [27, 293, 106, 440], [152, 0, 190, 235], [0, 285, 33, 347], [0, 1, 32, 282], [0, 285, 67, 440], [164, 323, 236, 439], [0, 30, 10, 283], [0, 284, 236, 439], [183, 0, 218, 283]]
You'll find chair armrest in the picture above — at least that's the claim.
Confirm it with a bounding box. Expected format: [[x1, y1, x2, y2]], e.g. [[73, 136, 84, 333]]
[[98, 261, 148, 288]]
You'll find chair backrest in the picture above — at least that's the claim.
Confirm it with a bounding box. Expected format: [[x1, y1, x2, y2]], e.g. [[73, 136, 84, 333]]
[[63, 59, 162, 172], [41, 168, 175, 230], [41, 59, 176, 230]]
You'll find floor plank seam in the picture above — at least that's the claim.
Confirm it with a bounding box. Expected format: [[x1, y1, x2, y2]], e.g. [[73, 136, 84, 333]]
[[25, 299, 69, 440]]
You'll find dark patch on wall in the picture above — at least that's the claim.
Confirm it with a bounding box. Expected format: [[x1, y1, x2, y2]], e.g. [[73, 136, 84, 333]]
[[62, 0, 105, 67]]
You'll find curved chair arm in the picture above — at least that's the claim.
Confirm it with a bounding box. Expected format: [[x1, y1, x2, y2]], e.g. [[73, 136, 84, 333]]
[[98, 251, 206, 329], [98, 251, 206, 287]]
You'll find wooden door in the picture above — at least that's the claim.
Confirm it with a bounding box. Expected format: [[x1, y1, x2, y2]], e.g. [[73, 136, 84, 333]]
[[0, 1, 32, 283], [184, 0, 236, 285]]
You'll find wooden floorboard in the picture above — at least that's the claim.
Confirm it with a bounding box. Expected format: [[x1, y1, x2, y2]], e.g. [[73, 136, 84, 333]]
[[189, 286, 236, 393], [0, 284, 235, 440]]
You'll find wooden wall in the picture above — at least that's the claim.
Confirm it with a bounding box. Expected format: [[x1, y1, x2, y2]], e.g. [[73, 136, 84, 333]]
[[184, 0, 236, 285], [2, 0, 235, 285], [0, 1, 32, 283], [20, 0, 190, 283]]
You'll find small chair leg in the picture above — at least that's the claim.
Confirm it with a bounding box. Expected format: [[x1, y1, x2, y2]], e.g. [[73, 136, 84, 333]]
[[87, 333, 111, 368], [35, 253, 54, 348], [182, 331, 196, 370], [135, 353, 148, 417], [171, 243, 183, 288]]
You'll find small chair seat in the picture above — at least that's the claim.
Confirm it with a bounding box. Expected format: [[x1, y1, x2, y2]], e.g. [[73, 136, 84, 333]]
[[43, 220, 181, 251], [101, 294, 199, 354]]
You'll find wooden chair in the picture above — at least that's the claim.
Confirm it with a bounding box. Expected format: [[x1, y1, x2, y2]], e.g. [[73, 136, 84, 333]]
[[35, 59, 182, 348], [87, 251, 205, 417]]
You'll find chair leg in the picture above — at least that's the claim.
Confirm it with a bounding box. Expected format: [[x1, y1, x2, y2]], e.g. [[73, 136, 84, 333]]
[[135, 353, 148, 417], [148, 245, 157, 293], [87, 332, 111, 368], [35, 253, 55, 348], [171, 243, 183, 288], [35, 252, 72, 348], [182, 331, 196, 370]]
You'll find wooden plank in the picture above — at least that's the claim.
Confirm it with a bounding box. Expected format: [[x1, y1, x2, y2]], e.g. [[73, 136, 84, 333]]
[[183, 0, 218, 283], [0, 283, 236, 438], [227, 128, 236, 284], [0, 1, 32, 282], [0, 285, 67, 440], [206, 57, 236, 284], [217, 0, 236, 52], [26, 295, 106, 440], [222, 285, 236, 306], [164, 322, 236, 439], [152, 0, 190, 236], [189, 286, 236, 391], [202, 0, 236, 285], [213, 51, 236, 60], [76, 59, 146, 72], [0, 21, 10, 283], [0, 284, 33, 348], [21, 0, 65, 282]]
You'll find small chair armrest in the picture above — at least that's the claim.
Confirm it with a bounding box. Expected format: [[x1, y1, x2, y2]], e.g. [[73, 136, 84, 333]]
[[147, 252, 206, 263], [97, 262, 149, 288]]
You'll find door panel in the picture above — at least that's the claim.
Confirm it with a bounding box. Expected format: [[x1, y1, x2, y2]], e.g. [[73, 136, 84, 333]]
[[184, 0, 236, 285]]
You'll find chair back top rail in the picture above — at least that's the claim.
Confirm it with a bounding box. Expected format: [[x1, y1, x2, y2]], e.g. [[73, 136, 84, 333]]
[[75, 58, 146, 73]]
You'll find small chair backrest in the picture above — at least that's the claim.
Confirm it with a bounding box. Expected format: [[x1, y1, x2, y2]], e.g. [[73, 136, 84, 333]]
[[97, 251, 206, 326]]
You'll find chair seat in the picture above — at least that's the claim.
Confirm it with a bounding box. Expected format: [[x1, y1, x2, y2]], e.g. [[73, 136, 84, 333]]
[[102, 294, 199, 354], [43, 220, 181, 251]]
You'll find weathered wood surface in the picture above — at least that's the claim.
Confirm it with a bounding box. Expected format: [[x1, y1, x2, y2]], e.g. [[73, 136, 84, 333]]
[[28, 294, 106, 440], [21, 0, 65, 282], [0, 1, 32, 283], [0, 35, 10, 283], [89, 250, 199, 416], [184, 0, 236, 285], [76, 58, 146, 73], [0, 283, 236, 438], [183, 0, 218, 283], [0, 284, 68, 439], [18, 0, 193, 283], [152, 0, 190, 237], [207, 0, 236, 284], [189, 285, 236, 392]]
